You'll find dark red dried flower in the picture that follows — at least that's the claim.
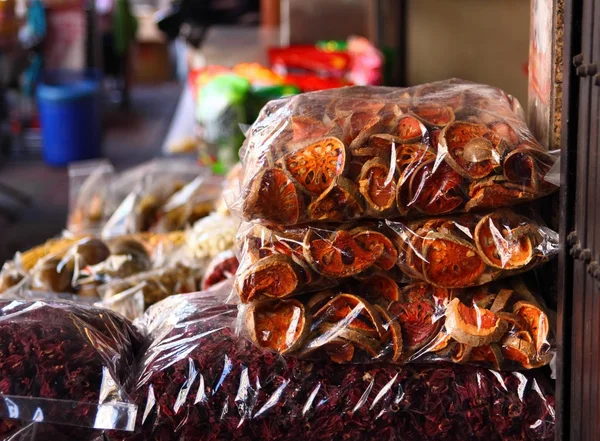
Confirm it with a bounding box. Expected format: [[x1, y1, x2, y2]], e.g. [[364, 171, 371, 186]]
[[0, 300, 142, 441], [110, 301, 555, 441]]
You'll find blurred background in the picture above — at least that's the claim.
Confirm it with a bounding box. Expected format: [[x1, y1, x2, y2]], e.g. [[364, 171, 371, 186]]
[[0, 0, 540, 262]]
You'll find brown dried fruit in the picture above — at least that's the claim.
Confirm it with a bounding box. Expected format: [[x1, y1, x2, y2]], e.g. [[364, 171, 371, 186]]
[[488, 119, 519, 146], [351, 228, 398, 271], [308, 177, 363, 222], [358, 158, 397, 213], [410, 104, 455, 127], [284, 137, 347, 195], [441, 121, 495, 179], [314, 293, 384, 338], [388, 283, 442, 352], [247, 299, 309, 354], [323, 339, 355, 363], [513, 301, 550, 354], [490, 289, 516, 313], [445, 298, 508, 347], [243, 168, 302, 225], [501, 336, 536, 368], [358, 274, 401, 303], [408, 161, 465, 215], [374, 305, 403, 362], [291, 116, 329, 141], [397, 116, 425, 143], [422, 234, 487, 288], [503, 146, 554, 190], [474, 212, 534, 269], [434, 340, 473, 363], [237, 255, 302, 302], [303, 229, 382, 277], [470, 343, 504, 369], [465, 176, 535, 211]]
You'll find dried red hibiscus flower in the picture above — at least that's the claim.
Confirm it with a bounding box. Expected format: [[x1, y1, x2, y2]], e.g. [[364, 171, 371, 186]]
[[0, 300, 142, 441], [109, 300, 555, 441]]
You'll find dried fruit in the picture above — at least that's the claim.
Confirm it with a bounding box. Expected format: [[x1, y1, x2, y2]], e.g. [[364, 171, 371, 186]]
[[470, 343, 504, 369], [466, 176, 535, 211], [503, 146, 554, 190], [435, 340, 473, 363], [501, 335, 536, 368], [408, 161, 465, 215], [313, 294, 384, 338], [422, 234, 487, 288], [73, 238, 111, 266], [410, 104, 455, 127], [514, 301, 550, 354], [237, 255, 302, 302], [283, 137, 347, 195], [322, 339, 355, 363], [351, 228, 398, 270], [397, 116, 426, 143], [247, 299, 309, 354], [374, 305, 403, 362], [358, 158, 397, 213], [291, 116, 329, 141], [243, 168, 302, 225], [445, 298, 508, 347], [308, 177, 363, 222], [357, 274, 401, 303], [441, 121, 496, 179], [488, 119, 519, 146], [202, 251, 240, 290], [389, 283, 441, 352], [474, 212, 534, 269], [303, 229, 382, 277]]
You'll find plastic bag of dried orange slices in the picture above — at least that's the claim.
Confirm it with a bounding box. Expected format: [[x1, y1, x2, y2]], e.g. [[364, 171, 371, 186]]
[[231, 79, 558, 226], [233, 208, 558, 302], [237, 276, 555, 370]]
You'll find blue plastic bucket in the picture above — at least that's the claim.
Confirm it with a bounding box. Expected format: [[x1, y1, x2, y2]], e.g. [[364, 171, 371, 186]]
[[37, 70, 102, 166]]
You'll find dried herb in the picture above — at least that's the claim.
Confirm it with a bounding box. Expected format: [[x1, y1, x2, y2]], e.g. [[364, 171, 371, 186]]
[[0, 300, 142, 440], [112, 301, 555, 441]]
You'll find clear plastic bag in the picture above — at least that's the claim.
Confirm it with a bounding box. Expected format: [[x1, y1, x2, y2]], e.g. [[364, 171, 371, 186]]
[[67, 160, 116, 235], [108, 286, 556, 441], [234, 209, 558, 302], [239, 277, 555, 369], [0, 299, 142, 440], [233, 79, 558, 226]]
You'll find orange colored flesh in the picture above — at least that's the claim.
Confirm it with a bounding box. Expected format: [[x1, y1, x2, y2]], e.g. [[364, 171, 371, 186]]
[[477, 219, 533, 268], [410, 162, 464, 215], [253, 301, 305, 352], [363, 166, 396, 210], [248, 168, 301, 225], [397, 116, 423, 141], [456, 301, 499, 329], [423, 238, 486, 287], [444, 122, 494, 178], [353, 231, 398, 271], [413, 105, 453, 126]]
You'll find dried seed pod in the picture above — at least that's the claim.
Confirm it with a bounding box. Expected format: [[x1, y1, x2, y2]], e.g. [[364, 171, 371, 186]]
[[421, 233, 487, 288], [408, 161, 465, 215], [469, 343, 504, 369], [440, 121, 496, 179], [396, 116, 426, 143], [283, 137, 347, 195], [358, 158, 397, 214], [374, 304, 403, 362], [303, 229, 382, 277], [409, 104, 455, 128], [445, 298, 508, 347], [247, 299, 310, 354], [351, 228, 398, 270], [474, 211, 534, 269], [388, 283, 442, 352], [243, 168, 302, 225], [308, 176, 363, 222], [513, 301, 550, 354], [237, 254, 302, 302]]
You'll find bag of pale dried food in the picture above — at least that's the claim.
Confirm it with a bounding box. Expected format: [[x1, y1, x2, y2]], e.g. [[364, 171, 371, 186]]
[[234, 79, 557, 226]]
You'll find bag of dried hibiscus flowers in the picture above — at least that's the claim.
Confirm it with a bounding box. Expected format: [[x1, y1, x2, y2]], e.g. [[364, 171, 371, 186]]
[[0, 299, 142, 441], [232, 79, 558, 226], [108, 283, 556, 441]]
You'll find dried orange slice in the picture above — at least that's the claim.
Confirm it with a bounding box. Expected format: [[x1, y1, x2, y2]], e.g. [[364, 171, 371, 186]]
[[466, 176, 535, 211], [408, 161, 465, 215], [246, 299, 309, 354], [440, 121, 496, 179], [283, 137, 347, 196], [388, 283, 442, 352], [410, 104, 455, 127], [307, 177, 363, 222], [374, 304, 403, 362], [427, 331, 452, 352], [323, 339, 355, 363], [397, 116, 426, 143], [237, 254, 302, 303], [496, 312, 529, 332], [347, 112, 384, 149], [474, 212, 534, 269], [470, 343, 504, 369], [303, 229, 382, 277], [513, 301, 550, 354], [313, 293, 384, 338], [351, 228, 398, 271], [445, 298, 508, 347], [243, 168, 302, 225], [422, 234, 487, 288], [358, 274, 401, 304], [358, 158, 397, 213], [503, 146, 555, 190], [433, 340, 473, 363], [291, 116, 329, 141], [501, 336, 535, 368]]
